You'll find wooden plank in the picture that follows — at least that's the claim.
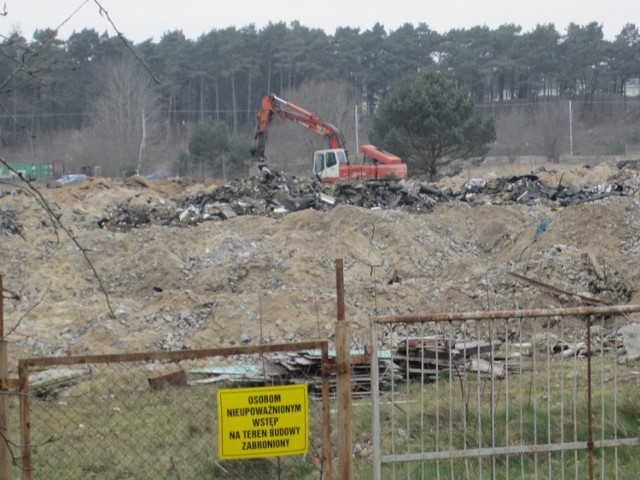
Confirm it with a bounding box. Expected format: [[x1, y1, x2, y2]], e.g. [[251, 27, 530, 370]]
[[466, 358, 505, 379]]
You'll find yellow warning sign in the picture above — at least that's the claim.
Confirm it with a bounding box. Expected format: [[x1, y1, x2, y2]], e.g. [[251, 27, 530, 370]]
[[217, 384, 309, 459]]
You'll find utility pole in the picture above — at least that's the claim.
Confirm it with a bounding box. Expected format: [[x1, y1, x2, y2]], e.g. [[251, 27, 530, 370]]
[[569, 100, 574, 157]]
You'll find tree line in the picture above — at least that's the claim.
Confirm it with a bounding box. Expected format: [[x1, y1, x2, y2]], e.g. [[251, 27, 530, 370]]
[[2, 20, 639, 142], [1, 20, 639, 179]]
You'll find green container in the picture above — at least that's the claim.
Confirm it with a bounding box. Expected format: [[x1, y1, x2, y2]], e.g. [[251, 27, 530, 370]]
[[1, 163, 53, 180]]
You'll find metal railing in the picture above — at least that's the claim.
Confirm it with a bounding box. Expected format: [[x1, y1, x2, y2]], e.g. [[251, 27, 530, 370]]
[[370, 304, 640, 480]]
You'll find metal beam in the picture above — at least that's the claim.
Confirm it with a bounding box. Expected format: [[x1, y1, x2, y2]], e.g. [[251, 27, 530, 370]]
[[373, 304, 640, 324]]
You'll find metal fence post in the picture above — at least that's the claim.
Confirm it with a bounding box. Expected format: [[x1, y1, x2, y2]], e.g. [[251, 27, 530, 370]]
[[335, 259, 353, 480], [0, 275, 10, 480], [321, 342, 332, 480], [18, 360, 31, 480], [586, 315, 594, 480], [370, 319, 381, 480]]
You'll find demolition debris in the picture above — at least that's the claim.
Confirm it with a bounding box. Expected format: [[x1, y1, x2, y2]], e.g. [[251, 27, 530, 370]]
[[2, 160, 638, 234], [91, 160, 640, 230]]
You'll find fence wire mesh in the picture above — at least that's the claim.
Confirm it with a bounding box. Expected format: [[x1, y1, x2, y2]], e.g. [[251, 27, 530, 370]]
[[370, 307, 640, 480], [18, 343, 330, 480]]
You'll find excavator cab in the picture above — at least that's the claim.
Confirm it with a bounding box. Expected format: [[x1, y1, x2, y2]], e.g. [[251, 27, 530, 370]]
[[313, 148, 348, 180]]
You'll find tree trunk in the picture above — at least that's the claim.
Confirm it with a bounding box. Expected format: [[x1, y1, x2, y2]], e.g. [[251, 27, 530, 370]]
[[214, 81, 220, 123], [267, 57, 272, 93], [231, 71, 238, 135], [428, 157, 437, 182], [247, 72, 253, 124], [199, 77, 205, 123], [166, 86, 175, 140], [137, 109, 146, 175]]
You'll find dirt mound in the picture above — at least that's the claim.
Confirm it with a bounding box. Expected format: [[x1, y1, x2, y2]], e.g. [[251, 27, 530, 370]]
[[2, 160, 640, 367]]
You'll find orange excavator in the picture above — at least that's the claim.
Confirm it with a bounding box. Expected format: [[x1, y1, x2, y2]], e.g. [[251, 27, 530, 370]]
[[250, 93, 407, 183]]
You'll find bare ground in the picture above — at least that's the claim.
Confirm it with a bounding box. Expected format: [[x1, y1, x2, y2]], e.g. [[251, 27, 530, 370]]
[[2, 158, 640, 369]]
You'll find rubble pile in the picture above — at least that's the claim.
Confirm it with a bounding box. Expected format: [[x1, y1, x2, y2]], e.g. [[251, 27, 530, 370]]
[[186, 323, 635, 398], [391, 328, 626, 382], [0, 207, 22, 236], [0, 189, 24, 236], [393, 337, 506, 380], [271, 349, 399, 398], [1, 158, 640, 364], [187, 348, 401, 398], [87, 161, 640, 231], [457, 168, 633, 206]]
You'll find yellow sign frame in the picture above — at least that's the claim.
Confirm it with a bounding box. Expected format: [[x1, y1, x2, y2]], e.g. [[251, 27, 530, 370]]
[[217, 384, 309, 459]]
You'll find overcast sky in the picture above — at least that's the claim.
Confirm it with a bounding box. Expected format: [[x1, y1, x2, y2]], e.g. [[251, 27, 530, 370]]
[[2, 0, 634, 43]]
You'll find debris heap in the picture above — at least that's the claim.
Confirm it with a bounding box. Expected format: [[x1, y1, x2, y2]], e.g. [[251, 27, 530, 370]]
[[94, 161, 639, 230]]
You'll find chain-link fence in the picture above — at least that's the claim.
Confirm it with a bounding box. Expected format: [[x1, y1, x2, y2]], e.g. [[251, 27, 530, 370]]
[[370, 305, 640, 480], [16, 342, 331, 480]]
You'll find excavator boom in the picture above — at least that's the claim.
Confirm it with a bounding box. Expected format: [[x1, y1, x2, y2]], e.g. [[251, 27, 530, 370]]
[[250, 92, 407, 182], [251, 93, 346, 161]]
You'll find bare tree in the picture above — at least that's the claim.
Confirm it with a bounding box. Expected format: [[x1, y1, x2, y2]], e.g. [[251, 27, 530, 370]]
[[536, 101, 568, 163], [84, 57, 162, 177], [496, 107, 529, 163]]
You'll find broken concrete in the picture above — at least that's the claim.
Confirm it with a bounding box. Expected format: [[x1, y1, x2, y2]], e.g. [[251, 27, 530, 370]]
[[619, 323, 640, 361]]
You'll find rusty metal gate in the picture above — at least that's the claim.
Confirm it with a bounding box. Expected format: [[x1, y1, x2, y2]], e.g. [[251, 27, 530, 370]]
[[16, 341, 333, 480], [370, 304, 640, 480]]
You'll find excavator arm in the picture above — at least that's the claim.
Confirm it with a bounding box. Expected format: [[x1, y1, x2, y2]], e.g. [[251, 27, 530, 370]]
[[250, 92, 407, 182], [250, 93, 347, 163]]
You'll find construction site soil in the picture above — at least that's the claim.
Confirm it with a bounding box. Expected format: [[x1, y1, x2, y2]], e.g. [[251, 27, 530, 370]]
[[2, 158, 640, 368]]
